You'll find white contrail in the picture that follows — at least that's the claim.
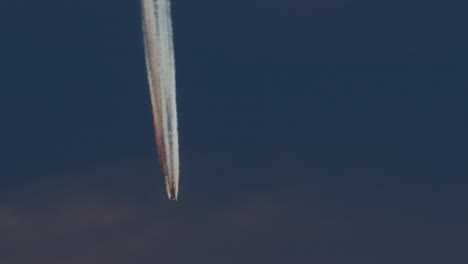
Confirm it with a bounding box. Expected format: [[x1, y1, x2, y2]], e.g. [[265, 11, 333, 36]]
[[141, 0, 179, 201]]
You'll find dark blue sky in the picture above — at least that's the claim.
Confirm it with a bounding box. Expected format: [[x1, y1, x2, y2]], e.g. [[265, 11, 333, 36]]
[[1, 0, 467, 263]]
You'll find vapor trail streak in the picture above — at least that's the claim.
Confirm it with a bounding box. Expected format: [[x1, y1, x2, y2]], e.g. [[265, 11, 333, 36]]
[[141, 0, 179, 200]]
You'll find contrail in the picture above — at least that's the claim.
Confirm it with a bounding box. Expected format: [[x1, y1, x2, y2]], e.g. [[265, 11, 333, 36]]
[[141, 0, 179, 201]]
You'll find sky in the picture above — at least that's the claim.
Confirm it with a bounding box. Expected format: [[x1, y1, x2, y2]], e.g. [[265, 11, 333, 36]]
[[1, 0, 468, 263]]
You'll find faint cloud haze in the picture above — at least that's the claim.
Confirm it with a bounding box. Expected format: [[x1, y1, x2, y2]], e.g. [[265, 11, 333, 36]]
[[1, 156, 465, 264]]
